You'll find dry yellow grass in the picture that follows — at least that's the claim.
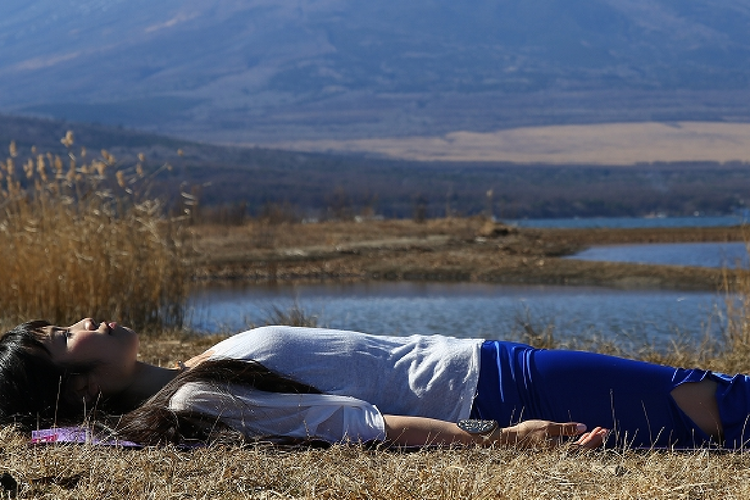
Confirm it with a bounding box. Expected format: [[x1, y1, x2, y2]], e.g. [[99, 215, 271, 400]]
[[0, 134, 189, 328], [277, 121, 750, 164], [3, 424, 750, 499]]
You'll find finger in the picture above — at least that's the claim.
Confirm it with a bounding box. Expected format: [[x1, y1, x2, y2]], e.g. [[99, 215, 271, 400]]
[[575, 427, 606, 442], [540, 423, 587, 449], [583, 433, 605, 449], [550, 422, 588, 437], [574, 433, 595, 447], [591, 427, 609, 446], [573, 427, 608, 449]]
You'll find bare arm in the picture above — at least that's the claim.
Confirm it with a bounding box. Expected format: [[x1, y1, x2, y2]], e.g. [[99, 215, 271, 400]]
[[382, 415, 608, 449]]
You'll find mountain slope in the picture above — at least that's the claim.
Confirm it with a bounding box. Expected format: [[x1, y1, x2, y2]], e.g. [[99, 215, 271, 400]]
[[2, 0, 750, 143]]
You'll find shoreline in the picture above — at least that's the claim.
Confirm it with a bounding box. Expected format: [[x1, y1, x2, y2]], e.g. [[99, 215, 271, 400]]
[[189, 219, 746, 292]]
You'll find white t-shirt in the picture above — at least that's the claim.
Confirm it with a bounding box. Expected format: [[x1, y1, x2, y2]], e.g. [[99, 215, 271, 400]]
[[170, 326, 482, 443], [171, 382, 388, 443]]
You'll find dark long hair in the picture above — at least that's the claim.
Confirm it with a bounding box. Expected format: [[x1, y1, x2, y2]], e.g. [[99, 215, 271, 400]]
[[1, 321, 323, 445], [115, 358, 322, 446], [0, 320, 88, 429]]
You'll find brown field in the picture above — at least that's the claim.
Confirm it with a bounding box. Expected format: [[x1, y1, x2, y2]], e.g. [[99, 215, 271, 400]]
[[276, 121, 750, 164]]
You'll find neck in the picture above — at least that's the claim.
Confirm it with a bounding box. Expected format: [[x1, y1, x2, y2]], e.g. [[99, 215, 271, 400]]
[[118, 362, 180, 410]]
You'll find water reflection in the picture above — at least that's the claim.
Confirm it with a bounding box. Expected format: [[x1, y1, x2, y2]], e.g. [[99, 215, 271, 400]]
[[187, 282, 727, 350]]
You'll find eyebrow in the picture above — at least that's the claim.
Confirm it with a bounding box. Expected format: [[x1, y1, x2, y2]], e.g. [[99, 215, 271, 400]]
[[37, 327, 65, 356]]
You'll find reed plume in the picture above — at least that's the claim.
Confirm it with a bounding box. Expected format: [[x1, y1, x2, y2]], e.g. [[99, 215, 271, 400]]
[[0, 132, 190, 329]]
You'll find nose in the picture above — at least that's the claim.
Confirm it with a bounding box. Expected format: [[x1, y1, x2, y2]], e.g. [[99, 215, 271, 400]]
[[81, 318, 97, 331]]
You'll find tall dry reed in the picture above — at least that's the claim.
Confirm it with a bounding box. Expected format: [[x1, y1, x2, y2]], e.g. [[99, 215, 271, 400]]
[[0, 133, 190, 329], [715, 235, 750, 373]]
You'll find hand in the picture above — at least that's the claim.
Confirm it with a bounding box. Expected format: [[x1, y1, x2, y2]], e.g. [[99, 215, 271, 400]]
[[498, 420, 608, 449]]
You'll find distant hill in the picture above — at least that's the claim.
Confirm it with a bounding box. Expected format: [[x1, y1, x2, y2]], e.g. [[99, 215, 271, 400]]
[[2, 0, 750, 145], [3, 114, 750, 221]]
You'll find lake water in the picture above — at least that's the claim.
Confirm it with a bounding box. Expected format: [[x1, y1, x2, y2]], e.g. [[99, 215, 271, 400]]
[[503, 215, 745, 229], [187, 281, 728, 349], [187, 217, 745, 349], [566, 241, 749, 269]]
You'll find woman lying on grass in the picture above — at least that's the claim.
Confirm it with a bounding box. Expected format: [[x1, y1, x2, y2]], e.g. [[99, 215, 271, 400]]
[[0, 318, 736, 450]]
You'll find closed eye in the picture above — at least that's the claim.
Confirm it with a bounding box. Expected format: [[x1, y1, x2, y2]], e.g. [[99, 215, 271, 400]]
[[54, 327, 71, 341]]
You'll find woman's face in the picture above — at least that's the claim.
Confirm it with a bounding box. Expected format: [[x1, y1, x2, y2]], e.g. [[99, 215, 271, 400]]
[[42, 318, 140, 402]]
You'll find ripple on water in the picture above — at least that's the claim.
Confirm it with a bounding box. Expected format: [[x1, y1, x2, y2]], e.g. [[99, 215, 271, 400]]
[[187, 282, 728, 351]]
